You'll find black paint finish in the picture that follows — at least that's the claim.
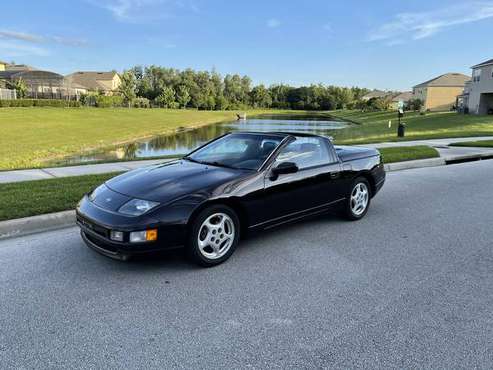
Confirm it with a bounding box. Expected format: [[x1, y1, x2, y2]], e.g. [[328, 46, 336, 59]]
[[76, 132, 385, 257]]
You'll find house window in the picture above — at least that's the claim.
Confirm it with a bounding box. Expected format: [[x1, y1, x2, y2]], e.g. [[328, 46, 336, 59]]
[[473, 69, 481, 82]]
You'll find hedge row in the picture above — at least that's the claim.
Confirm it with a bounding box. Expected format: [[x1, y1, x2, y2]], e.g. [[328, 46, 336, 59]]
[[0, 99, 81, 108]]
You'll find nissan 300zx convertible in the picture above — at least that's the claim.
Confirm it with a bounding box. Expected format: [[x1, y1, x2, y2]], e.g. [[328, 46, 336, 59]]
[[77, 132, 385, 266]]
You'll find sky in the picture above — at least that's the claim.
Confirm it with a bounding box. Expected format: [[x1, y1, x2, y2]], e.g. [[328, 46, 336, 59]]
[[1, 0, 493, 90]]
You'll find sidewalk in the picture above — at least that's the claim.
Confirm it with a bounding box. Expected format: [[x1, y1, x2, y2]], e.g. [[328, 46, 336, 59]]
[[359, 136, 493, 148], [1, 136, 493, 184], [0, 159, 172, 184]]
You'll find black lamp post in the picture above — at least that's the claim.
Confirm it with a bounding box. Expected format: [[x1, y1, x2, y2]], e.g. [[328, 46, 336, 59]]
[[397, 107, 405, 137]]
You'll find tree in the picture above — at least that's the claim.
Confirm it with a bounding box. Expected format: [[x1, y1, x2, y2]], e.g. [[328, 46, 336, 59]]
[[156, 86, 176, 108], [176, 85, 191, 108], [7, 77, 28, 98], [250, 85, 272, 108], [407, 98, 424, 112], [118, 70, 137, 107]]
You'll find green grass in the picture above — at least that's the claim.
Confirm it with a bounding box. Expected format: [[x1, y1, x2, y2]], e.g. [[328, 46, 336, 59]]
[[0, 172, 121, 221], [0, 107, 291, 170], [450, 140, 493, 148], [378, 146, 440, 164], [329, 110, 493, 144]]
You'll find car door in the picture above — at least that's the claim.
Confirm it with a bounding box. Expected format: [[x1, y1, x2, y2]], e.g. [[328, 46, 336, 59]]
[[260, 136, 344, 225]]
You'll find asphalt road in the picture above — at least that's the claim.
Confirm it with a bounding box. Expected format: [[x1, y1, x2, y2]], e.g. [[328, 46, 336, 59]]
[[1, 160, 493, 369]]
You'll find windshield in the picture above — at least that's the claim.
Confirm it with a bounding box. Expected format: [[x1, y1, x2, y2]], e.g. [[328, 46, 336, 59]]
[[185, 133, 284, 170]]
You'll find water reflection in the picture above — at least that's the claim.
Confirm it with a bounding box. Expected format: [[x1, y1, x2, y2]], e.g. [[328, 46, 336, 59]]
[[49, 114, 351, 165]]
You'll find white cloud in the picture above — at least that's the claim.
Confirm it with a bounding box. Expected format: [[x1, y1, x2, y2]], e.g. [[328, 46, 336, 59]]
[[88, 0, 198, 23], [0, 41, 49, 57], [0, 30, 87, 47], [267, 18, 281, 28], [368, 2, 493, 45]]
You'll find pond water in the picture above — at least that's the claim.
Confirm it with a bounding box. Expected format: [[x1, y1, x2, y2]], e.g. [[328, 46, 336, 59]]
[[48, 114, 352, 165]]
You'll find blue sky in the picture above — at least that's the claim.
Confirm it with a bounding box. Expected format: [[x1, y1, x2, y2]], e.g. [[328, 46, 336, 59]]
[[1, 0, 493, 90]]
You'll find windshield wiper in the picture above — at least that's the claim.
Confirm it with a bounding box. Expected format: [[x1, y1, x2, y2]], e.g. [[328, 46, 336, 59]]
[[204, 161, 237, 169], [182, 156, 205, 165]]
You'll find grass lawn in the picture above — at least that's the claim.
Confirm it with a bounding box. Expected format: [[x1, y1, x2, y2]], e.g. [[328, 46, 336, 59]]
[[0, 107, 290, 170], [378, 146, 440, 164], [0, 172, 121, 221], [329, 110, 493, 144], [450, 140, 493, 147]]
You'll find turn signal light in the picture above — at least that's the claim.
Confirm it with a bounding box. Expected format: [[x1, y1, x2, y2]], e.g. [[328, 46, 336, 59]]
[[129, 229, 158, 243], [146, 229, 158, 241]]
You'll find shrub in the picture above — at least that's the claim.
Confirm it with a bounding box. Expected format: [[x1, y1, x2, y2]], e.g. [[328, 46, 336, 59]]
[[132, 97, 150, 108], [0, 99, 80, 108], [94, 95, 124, 108]]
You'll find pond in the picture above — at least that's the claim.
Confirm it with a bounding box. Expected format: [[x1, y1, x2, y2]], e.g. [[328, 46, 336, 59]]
[[47, 114, 352, 166]]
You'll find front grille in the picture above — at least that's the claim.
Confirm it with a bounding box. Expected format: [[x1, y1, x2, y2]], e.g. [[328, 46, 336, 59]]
[[77, 215, 109, 239]]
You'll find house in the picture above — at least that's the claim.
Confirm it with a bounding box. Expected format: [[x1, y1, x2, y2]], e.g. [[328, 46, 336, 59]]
[[390, 91, 413, 109], [65, 71, 121, 95], [412, 73, 469, 111], [0, 60, 7, 71], [456, 80, 472, 113], [361, 90, 393, 101], [0, 64, 86, 98], [463, 58, 493, 115]]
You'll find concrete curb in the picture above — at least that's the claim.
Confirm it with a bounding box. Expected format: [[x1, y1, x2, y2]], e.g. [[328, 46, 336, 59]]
[[384, 157, 446, 172], [0, 210, 75, 240]]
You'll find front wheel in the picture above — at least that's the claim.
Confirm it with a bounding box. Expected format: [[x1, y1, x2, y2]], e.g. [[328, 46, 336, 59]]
[[342, 177, 371, 221], [186, 205, 240, 267]]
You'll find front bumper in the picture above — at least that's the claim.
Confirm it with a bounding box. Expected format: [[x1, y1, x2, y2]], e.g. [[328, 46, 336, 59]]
[[76, 196, 186, 259]]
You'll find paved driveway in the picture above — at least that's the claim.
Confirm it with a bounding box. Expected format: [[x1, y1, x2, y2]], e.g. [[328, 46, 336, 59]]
[[1, 160, 493, 369]]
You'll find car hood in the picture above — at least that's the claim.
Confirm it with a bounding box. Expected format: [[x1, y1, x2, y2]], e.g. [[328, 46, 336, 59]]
[[105, 160, 249, 204]]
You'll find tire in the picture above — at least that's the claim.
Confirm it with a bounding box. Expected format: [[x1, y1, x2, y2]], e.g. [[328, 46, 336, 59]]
[[186, 205, 240, 267], [342, 177, 371, 221]]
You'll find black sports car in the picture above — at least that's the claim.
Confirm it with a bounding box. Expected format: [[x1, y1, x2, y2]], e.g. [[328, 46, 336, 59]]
[[77, 132, 385, 266]]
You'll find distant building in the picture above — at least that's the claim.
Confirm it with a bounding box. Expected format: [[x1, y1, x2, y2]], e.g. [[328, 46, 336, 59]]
[[390, 91, 413, 109], [0, 60, 7, 72], [361, 90, 393, 101], [0, 64, 86, 98], [462, 58, 493, 115], [412, 73, 469, 111], [65, 71, 121, 95]]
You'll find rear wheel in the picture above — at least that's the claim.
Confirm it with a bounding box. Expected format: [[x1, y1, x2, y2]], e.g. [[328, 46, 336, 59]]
[[186, 205, 240, 267], [342, 177, 371, 221]]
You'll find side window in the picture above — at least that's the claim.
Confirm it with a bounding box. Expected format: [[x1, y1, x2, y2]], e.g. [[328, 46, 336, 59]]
[[275, 137, 332, 170]]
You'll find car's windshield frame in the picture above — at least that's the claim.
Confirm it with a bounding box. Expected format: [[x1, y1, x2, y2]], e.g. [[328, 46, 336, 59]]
[[184, 132, 288, 171]]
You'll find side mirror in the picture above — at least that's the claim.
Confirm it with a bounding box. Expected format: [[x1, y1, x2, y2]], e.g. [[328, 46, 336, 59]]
[[271, 162, 298, 177]]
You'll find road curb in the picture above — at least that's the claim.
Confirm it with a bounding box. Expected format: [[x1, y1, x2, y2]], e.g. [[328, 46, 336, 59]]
[[0, 210, 75, 240], [384, 157, 445, 172]]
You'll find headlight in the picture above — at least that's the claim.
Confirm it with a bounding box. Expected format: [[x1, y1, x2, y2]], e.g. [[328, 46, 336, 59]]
[[118, 198, 160, 216]]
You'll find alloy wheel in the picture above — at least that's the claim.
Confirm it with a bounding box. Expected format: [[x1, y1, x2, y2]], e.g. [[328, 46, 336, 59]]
[[197, 213, 235, 259], [351, 182, 369, 216]]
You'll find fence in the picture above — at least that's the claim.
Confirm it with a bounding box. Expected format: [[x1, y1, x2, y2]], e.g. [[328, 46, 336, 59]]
[[0, 88, 16, 100]]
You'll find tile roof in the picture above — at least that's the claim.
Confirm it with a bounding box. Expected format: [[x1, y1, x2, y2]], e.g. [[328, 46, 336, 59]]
[[472, 58, 493, 69], [413, 73, 469, 88], [65, 71, 118, 91]]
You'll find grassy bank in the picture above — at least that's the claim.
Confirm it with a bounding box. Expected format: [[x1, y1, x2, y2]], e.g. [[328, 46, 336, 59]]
[[0, 172, 121, 221], [450, 140, 493, 147], [330, 110, 493, 144], [378, 146, 440, 164], [0, 107, 291, 170]]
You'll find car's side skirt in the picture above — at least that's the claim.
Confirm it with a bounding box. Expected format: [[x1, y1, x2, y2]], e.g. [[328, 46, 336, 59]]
[[248, 198, 346, 230]]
